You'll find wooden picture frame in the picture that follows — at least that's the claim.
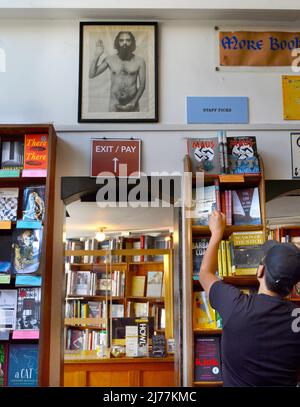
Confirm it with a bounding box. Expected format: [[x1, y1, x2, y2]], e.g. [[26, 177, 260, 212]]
[[78, 22, 158, 123]]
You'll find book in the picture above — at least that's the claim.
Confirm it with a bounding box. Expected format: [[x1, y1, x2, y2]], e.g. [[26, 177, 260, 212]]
[[16, 287, 41, 330], [1, 141, 24, 170], [229, 231, 265, 276], [72, 271, 92, 296], [0, 289, 17, 330], [130, 276, 146, 297], [111, 317, 154, 343], [11, 228, 43, 274], [0, 343, 8, 386], [111, 303, 124, 318], [7, 343, 39, 387], [192, 238, 209, 280], [232, 187, 261, 225], [125, 325, 138, 357], [227, 136, 260, 174], [192, 185, 217, 226], [146, 271, 163, 297], [194, 336, 222, 382], [0, 188, 19, 221], [23, 134, 48, 171], [0, 234, 12, 274], [22, 185, 46, 222], [193, 291, 216, 329], [187, 137, 222, 174], [137, 319, 149, 357]]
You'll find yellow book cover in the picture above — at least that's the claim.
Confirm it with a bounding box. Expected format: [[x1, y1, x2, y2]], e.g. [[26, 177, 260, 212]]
[[193, 291, 216, 329], [230, 231, 264, 246], [235, 268, 257, 276], [226, 240, 232, 276], [221, 240, 227, 277], [218, 244, 223, 277], [130, 276, 146, 297]]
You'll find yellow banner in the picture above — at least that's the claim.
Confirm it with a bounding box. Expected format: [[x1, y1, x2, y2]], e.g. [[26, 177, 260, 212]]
[[219, 31, 300, 66]]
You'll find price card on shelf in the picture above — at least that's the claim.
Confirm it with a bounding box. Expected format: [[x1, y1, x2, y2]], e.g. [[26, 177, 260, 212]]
[[16, 220, 42, 229], [0, 275, 11, 284], [0, 169, 20, 178], [15, 275, 42, 287], [291, 133, 300, 178], [22, 169, 47, 178]]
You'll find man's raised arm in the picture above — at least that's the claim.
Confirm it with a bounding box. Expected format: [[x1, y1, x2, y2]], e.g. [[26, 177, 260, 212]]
[[89, 40, 108, 78], [199, 210, 226, 297]]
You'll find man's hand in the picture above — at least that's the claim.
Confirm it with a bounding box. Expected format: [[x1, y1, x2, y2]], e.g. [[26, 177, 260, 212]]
[[209, 210, 226, 242], [94, 39, 105, 58], [116, 101, 137, 112]]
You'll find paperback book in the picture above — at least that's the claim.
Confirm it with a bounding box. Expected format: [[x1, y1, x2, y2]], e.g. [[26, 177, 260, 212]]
[[7, 343, 39, 387], [1, 141, 24, 170], [16, 287, 41, 330], [192, 238, 209, 280], [0, 234, 12, 274], [187, 137, 222, 174], [0, 188, 19, 221], [11, 228, 43, 274], [22, 185, 46, 222], [23, 134, 48, 171], [232, 187, 261, 226], [0, 289, 17, 330], [194, 336, 222, 382], [192, 185, 217, 226], [0, 343, 8, 386], [227, 136, 260, 174]]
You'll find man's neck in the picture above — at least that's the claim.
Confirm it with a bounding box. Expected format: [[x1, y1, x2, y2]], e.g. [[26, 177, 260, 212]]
[[258, 283, 281, 297]]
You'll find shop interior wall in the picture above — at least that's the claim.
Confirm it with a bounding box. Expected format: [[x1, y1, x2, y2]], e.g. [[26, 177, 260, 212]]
[[1, 18, 300, 386]]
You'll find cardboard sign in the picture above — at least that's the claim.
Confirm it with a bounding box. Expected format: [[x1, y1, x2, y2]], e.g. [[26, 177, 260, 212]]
[[90, 139, 141, 177], [187, 96, 248, 124], [291, 133, 300, 178], [219, 31, 300, 66], [282, 76, 300, 120]]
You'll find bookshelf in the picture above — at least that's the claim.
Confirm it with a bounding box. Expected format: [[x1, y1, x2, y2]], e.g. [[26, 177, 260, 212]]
[[63, 246, 175, 387], [0, 124, 57, 386], [183, 152, 267, 387]]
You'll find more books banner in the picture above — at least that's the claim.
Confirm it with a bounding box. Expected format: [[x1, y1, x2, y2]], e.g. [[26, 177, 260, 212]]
[[219, 31, 300, 66]]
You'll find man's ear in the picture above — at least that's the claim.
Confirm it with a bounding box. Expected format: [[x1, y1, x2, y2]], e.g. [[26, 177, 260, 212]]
[[257, 264, 265, 279]]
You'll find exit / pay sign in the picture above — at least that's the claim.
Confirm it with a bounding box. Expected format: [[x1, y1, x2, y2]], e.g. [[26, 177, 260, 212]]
[[291, 133, 300, 178], [90, 139, 141, 177]]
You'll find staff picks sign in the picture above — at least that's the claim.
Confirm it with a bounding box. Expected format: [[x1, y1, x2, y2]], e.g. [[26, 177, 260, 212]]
[[219, 31, 300, 66]]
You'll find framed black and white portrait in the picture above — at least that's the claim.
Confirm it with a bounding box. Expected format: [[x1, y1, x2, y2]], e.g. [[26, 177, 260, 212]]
[[78, 22, 158, 123]]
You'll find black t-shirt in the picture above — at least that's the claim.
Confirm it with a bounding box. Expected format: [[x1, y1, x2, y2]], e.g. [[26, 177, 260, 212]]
[[209, 280, 300, 387]]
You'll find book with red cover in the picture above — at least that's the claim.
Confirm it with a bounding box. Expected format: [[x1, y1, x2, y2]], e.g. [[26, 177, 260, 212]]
[[23, 134, 48, 170], [194, 336, 222, 382]]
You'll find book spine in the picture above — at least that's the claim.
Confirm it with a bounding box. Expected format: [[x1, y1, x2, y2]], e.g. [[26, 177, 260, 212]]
[[214, 179, 221, 211], [217, 244, 223, 277], [225, 240, 233, 276], [222, 131, 229, 174], [221, 240, 227, 277], [218, 131, 225, 174]]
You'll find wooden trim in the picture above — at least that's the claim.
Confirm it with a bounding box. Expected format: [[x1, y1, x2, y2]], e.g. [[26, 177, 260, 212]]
[[65, 249, 171, 257]]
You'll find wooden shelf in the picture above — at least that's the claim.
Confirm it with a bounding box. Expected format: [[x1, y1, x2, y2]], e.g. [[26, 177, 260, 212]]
[[0, 176, 46, 185], [192, 173, 261, 187], [68, 263, 127, 267], [223, 276, 258, 286], [66, 295, 125, 301], [127, 296, 164, 302], [192, 224, 264, 237], [128, 261, 164, 265], [194, 381, 223, 387], [193, 329, 222, 335]]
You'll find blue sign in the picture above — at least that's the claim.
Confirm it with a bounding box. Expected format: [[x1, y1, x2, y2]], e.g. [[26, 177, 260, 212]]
[[187, 97, 249, 124], [15, 275, 42, 287], [16, 220, 42, 229]]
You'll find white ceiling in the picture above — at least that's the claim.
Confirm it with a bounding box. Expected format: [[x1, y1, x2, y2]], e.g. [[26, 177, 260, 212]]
[[66, 200, 174, 238], [267, 195, 300, 225]]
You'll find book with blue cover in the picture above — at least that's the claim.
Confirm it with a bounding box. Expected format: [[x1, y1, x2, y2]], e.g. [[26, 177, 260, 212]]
[[0, 234, 12, 274], [22, 185, 45, 222], [7, 343, 39, 387], [227, 136, 260, 174], [11, 228, 43, 274]]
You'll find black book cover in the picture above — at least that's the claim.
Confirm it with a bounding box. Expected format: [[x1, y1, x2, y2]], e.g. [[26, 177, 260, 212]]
[[16, 287, 41, 330], [194, 336, 222, 382]]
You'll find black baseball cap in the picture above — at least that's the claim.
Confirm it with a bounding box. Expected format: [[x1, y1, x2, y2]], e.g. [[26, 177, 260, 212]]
[[261, 240, 300, 294]]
